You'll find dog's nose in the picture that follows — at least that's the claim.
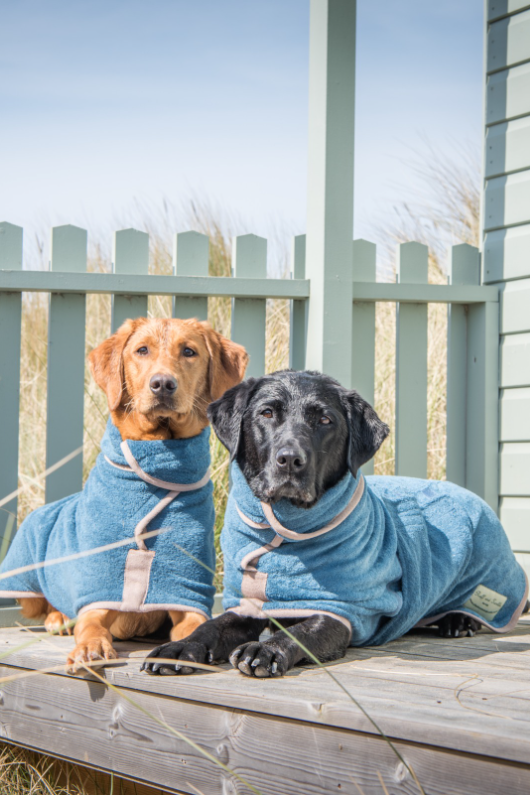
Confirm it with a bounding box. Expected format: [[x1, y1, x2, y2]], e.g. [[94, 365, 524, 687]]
[[275, 447, 307, 473], [149, 373, 177, 396]]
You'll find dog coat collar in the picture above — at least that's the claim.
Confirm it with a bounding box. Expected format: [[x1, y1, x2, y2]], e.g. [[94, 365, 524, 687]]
[[105, 441, 211, 551], [236, 474, 364, 542], [0, 420, 216, 619]]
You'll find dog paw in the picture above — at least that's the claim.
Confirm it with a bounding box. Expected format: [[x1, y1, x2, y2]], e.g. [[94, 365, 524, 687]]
[[141, 641, 209, 675], [229, 642, 289, 677], [437, 613, 482, 638], [45, 611, 73, 636], [66, 639, 118, 674]]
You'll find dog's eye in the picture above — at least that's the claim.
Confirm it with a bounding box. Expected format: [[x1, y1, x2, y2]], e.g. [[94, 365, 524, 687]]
[[136, 346, 149, 355], [261, 409, 273, 419], [319, 415, 331, 425], [183, 347, 196, 358]]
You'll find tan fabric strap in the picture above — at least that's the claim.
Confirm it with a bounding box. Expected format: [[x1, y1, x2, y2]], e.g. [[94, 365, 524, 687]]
[[237, 474, 364, 542], [119, 440, 211, 492], [133, 491, 179, 550]]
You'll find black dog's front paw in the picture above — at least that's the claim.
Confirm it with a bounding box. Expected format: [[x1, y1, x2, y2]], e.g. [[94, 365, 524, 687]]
[[141, 640, 210, 675], [229, 641, 290, 677], [437, 613, 482, 638]]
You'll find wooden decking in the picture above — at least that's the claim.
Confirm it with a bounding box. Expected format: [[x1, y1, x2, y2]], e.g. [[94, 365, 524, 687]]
[[1, 618, 530, 795]]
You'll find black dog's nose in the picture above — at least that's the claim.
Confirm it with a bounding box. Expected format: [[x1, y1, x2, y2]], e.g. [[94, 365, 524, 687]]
[[149, 373, 177, 396], [275, 447, 307, 473]]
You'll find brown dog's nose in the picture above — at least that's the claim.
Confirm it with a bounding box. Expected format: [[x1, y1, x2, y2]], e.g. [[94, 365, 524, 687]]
[[149, 373, 177, 397], [275, 447, 307, 473]]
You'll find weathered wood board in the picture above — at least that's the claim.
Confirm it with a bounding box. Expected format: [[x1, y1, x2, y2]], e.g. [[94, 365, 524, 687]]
[[1, 620, 530, 794]]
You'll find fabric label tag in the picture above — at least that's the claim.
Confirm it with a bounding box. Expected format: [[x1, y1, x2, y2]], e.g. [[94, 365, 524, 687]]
[[463, 584, 507, 620]]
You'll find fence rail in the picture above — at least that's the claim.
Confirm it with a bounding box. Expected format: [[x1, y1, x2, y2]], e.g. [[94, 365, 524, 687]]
[[0, 223, 500, 550]]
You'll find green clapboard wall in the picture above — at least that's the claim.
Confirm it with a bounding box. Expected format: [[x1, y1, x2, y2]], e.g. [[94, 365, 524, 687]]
[[483, 0, 530, 571]]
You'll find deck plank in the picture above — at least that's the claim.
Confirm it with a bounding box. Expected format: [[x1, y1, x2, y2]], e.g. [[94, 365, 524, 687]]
[[0, 620, 529, 772], [2, 657, 530, 795]]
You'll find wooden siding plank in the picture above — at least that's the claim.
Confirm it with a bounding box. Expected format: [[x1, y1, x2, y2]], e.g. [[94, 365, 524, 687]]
[[304, 0, 355, 386], [500, 497, 530, 549], [485, 117, 530, 177], [352, 239, 376, 475], [395, 242, 428, 478], [501, 277, 530, 333], [231, 235, 267, 378], [487, 9, 530, 73], [172, 231, 209, 321], [486, 62, 530, 125], [45, 226, 87, 503], [111, 229, 149, 332], [289, 235, 307, 371], [484, 170, 530, 231], [0, 223, 22, 538], [483, 223, 530, 282], [446, 245, 480, 488], [500, 442, 530, 495], [500, 386, 530, 440], [501, 332, 530, 387], [3, 661, 530, 795], [488, 1, 530, 22]]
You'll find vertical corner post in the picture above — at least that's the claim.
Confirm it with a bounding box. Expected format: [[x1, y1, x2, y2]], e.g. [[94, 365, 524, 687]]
[[305, 0, 356, 386], [173, 231, 209, 321], [0, 223, 23, 537], [111, 229, 149, 332], [467, 269, 499, 512], [289, 234, 307, 371], [45, 225, 87, 503], [395, 242, 428, 478], [231, 235, 267, 378], [352, 239, 376, 474], [446, 244, 480, 489]]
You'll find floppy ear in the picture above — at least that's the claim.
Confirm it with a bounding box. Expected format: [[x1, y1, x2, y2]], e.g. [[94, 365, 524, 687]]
[[341, 390, 389, 477], [88, 318, 143, 411], [207, 378, 257, 460], [201, 323, 249, 402]]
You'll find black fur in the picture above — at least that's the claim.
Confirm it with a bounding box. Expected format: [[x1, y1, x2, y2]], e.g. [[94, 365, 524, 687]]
[[142, 370, 477, 678], [208, 370, 388, 508]]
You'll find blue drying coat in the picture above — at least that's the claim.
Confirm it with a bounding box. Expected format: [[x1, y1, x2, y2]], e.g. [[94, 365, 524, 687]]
[[222, 464, 528, 645], [0, 421, 216, 620]]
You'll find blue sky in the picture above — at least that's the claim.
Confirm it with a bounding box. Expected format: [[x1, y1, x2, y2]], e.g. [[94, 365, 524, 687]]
[[1, 0, 483, 262]]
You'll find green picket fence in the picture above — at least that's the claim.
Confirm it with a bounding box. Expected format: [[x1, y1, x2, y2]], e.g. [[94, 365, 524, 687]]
[[0, 221, 499, 549]]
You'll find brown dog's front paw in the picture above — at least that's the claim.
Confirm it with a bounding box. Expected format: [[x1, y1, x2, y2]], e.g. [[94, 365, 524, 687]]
[[45, 611, 73, 636], [66, 639, 118, 674]]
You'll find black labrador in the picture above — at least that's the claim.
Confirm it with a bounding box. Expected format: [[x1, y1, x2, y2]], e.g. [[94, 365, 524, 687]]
[[142, 369, 482, 678]]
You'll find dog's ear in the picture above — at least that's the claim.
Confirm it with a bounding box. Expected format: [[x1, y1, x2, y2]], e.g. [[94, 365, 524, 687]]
[[201, 323, 249, 402], [88, 318, 143, 411], [207, 378, 257, 460], [341, 390, 389, 477]]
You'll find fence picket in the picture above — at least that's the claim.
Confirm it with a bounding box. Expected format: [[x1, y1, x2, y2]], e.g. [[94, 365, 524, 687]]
[[112, 229, 149, 331], [289, 235, 307, 371], [231, 235, 267, 378], [173, 231, 209, 321], [352, 239, 377, 475], [395, 242, 428, 478], [45, 226, 87, 503], [0, 223, 23, 540], [447, 245, 480, 487]]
